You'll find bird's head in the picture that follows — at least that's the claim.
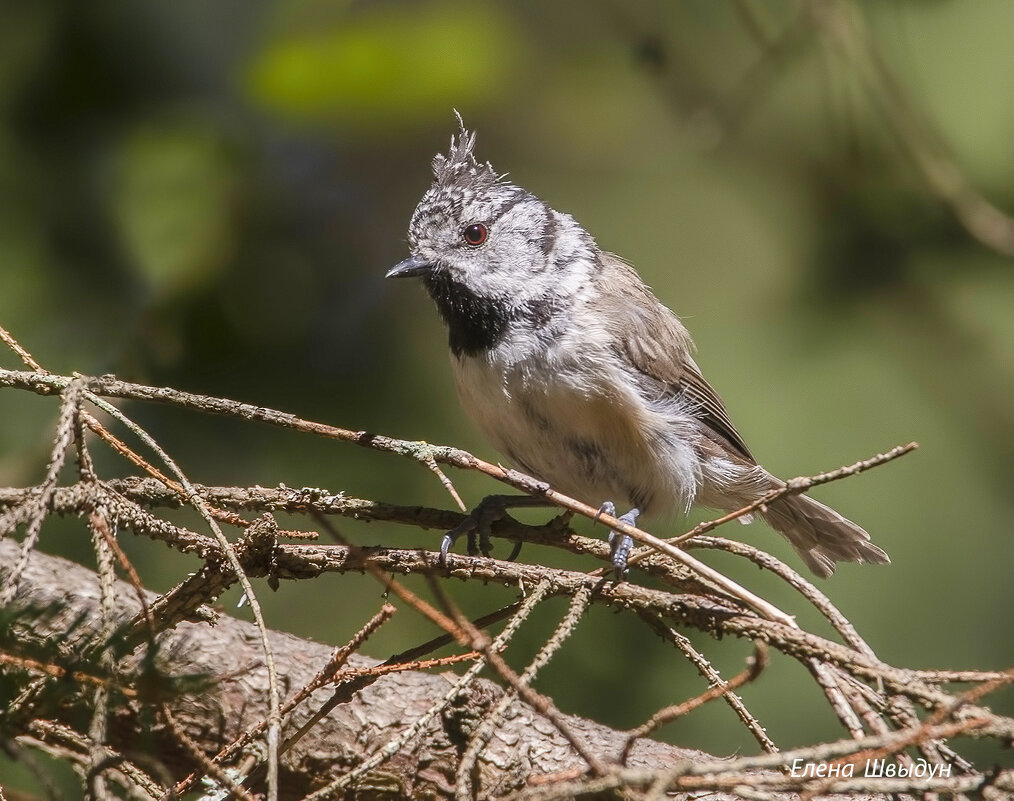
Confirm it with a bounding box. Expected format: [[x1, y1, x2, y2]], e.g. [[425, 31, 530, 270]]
[[387, 115, 595, 306]]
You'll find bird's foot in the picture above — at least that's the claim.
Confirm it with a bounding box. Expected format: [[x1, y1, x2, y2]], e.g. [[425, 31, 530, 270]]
[[439, 495, 552, 565], [596, 502, 640, 580]]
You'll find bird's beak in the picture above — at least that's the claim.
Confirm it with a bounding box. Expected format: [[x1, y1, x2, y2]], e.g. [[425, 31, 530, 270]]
[[386, 254, 434, 279]]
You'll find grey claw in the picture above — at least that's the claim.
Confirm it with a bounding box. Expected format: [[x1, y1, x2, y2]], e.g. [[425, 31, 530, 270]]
[[595, 501, 616, 525], [440, 533, 456, 565], [440, 515, 475, 565]]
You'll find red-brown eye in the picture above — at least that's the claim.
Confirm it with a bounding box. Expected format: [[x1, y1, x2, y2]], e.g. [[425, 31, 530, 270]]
[[463, 223, 487, 246]]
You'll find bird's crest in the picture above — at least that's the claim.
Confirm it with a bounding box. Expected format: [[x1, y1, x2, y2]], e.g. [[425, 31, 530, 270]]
[[431, 111, 501, 189]]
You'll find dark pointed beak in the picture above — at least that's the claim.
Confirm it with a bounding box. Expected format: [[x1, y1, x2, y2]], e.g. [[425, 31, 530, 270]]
[[386, 254, 434, 279]]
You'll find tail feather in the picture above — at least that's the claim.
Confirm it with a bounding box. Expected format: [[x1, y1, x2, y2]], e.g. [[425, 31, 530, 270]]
[[759, 494, 890, 579]]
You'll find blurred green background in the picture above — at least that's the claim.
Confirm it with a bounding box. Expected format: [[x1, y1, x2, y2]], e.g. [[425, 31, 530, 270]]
[[1, 0, 1011, 788]]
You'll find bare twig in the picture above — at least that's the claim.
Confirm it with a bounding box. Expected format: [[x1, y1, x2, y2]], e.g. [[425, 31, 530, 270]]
[[686, 535, 878, 658], [0, 324, 44, 372], [332, 651, 480, 680], [78, 391, 284, 801], [159, 703, 258, 801], [272, 601, 403, 761], [302, 580, 553, 800], [86, 504, 118, 801], [24, 719, 162, 800], [0, 368, 896, 627], [620, 641, 768, 763], [419, 445, 468, 512], [836, 668, 1013, 771], [0, 653, 137, 697], [296, 604, 398, 703], [455, 585, 595, 799], [651, 441, 918, 552], [429, 577, 608, 780], [0, 378, 83, 606], [636, 613, 777, 755], [81, 410, 250, 530], [310, 509, 464, 641], [91, 510, 156, 637]]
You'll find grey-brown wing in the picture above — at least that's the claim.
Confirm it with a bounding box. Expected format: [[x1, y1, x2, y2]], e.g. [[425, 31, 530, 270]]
[[594, 253, 755, 462], [678, 358, 754, 461]]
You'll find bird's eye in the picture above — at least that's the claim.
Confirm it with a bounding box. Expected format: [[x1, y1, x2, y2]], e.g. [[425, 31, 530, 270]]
[[462, 223, 488, 247]]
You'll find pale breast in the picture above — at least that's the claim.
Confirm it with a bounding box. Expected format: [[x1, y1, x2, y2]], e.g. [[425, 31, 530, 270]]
[[450, 340, 702, 515]]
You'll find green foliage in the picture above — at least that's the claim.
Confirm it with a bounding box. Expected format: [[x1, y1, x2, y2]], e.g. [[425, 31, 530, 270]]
[[113, 120, 241, 296], [247, 2, 520, 129]]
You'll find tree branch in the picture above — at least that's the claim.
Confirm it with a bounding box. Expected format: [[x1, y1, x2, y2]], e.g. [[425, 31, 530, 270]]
[[0, 539, 733, 801]]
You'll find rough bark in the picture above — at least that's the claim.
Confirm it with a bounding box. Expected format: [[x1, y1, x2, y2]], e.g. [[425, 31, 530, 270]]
[[0, 539, 732, 800]]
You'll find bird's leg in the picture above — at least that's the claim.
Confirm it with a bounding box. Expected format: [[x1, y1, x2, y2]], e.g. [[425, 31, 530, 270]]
[[596, 502, 640, 580], [440, 495, 555, 565]]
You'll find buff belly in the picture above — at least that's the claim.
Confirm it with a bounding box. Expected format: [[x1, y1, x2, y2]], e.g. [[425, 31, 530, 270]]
[[451, 352, 702, 514]]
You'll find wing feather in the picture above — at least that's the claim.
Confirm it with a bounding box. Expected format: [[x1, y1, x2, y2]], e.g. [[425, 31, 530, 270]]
[[591, 253, 754, 462]]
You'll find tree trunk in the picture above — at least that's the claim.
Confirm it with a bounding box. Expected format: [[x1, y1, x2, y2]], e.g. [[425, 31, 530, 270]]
[[1, 539, 736, 800]]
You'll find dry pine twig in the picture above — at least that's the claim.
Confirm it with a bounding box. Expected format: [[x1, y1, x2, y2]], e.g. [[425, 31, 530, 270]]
[[0, 327, 1011, 801]]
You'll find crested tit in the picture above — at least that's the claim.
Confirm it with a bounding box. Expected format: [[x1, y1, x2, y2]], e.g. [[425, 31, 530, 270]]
[[387, 120, 889, 579]]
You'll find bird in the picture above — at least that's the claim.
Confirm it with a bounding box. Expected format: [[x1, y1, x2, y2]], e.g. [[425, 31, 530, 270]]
[[386, 117, 890, 579]]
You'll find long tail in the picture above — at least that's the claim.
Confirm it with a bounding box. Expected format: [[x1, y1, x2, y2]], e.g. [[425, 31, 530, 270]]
[[759, 494, 890, 579]]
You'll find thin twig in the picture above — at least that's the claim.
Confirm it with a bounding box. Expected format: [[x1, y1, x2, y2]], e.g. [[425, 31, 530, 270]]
[[429, 577, 608, 779], [310, 509, 464, 641], [331, 651, 480, 680], [0, 368, 911, 626], [296, 604, 397, 703], [636, 441, 918, 555], [419, 446, 468, 512], [159, 703, 258, 801], [302, 580, 553, 800], [82, 410, 249, 529], [686, 535, 878, 658], [25, 719, 162, 800], [80, 390, 283, 801], [455, 585, 594, 799], [91, 510, 156, 637], [620, 641, 768, 762], [0, 378, 83, 606], [0, 324, 44, 372], [807, 662, 867, 740], [835, 667, 1013, 772], [86, 506, 116, 801], [0, 653, 137, 698], [636, 612, 778, 755], [272, 601, 402, 760]]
